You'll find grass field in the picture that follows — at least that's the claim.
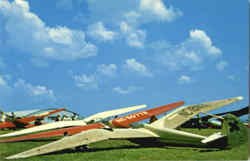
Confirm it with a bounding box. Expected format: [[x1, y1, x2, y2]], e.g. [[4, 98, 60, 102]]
[[0, 128, 248, 161]]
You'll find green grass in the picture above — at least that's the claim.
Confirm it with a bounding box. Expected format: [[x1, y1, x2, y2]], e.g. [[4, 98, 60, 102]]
[[0, 128, 248, 161]]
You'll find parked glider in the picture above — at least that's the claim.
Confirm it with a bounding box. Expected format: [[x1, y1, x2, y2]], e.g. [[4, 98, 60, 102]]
[[0, 101, 184, 142], [0, 108, 66, 129], [206, 107, 249, 128], [5, 96, 245, 159], [0, 104, 149, 138], [181, 106, 249, 128]]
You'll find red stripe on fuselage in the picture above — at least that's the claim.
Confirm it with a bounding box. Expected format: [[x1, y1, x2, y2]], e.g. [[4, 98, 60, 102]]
[[0, 122, 16, 129], [111, 101, 184, 128], [0, 123, 104, 143], [15, 108, 65, 125]]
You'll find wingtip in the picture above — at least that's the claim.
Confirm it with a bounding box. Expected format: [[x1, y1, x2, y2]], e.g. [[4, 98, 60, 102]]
[[0, 134, 7, 138], [6, 152, 30, 159], [6, 156, 13, 160], [6, 153, 31, 160], [236, 96, 244, 101], [6, 155, 20, 160]]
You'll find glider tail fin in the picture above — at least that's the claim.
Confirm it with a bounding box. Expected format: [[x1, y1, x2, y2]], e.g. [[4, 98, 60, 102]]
[[203, 114, 248, 149], [0, 109, 7, 122], [222, 114, 248, 148], [0, 109, 16, 128]]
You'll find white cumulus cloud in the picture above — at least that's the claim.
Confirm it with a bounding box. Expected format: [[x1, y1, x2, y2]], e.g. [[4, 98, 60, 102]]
[[216, 61, 228, 71], [112, 86, 140, 95], [84, 0, 182, 48], [0, 75, 9, 88], [88, 22, 118, 41], [73, 74, 98, 90], [0, 76, 56, 106], [86, 0, 182, 24], [0, 0, 97, 62], [120, 21, 146, 48], [97, 64, 117, 77], [73, 63, 118, 90], [139, 0, 183, 22], [178, 75, 192, 84], [189, 30, 222, 57], [150, 29, 222, 70], [124, 58, 152, 77], [0, 76, 12, 101], [14, 79, 56, 99]]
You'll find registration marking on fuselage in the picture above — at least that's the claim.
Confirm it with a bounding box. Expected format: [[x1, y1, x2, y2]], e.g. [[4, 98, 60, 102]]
[[115, 111, 148, 122]]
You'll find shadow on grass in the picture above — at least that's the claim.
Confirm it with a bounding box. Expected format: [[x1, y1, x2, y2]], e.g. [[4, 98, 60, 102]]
[[43, 138, 223, 157], [43, 144, 166, 157], [198, 149, 222, 152]]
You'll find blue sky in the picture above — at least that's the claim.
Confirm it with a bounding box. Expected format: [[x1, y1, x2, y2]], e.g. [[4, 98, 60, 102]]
[[0, 0, 248, 119]]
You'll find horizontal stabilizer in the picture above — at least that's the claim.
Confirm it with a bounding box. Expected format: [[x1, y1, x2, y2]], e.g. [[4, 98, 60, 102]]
[[201, 132, 225, 144]]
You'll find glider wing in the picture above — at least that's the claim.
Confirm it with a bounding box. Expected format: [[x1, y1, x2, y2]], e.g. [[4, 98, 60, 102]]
[[6, 128, 158, 159], [83, 104, 147, 122], [0, 123, 105, 143], [0, 120, 86, 138], [150, 96, 243, 129]]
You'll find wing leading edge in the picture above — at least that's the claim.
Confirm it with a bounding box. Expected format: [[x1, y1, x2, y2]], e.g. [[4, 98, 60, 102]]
[[151, 96, 243, 129], [6, 128, 158, 159], [83, 104, 147, 122]]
